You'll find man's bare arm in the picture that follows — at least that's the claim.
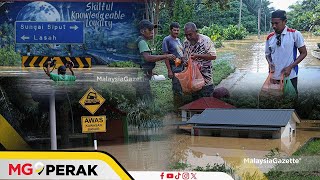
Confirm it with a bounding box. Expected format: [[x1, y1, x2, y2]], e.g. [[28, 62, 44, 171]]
[[142, 52, 176, 62], [163, 53, 174, 79], [45, 61, 51, 77], [191, 53, 216, 61]]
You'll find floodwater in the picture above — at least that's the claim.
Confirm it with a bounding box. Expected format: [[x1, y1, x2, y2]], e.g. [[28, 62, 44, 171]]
[[69, 117, 320, 173], [218, 34, 320, 94], [2, 34, 320, 175], [71, 34, 320, 173], [220, 33, 320, 72]]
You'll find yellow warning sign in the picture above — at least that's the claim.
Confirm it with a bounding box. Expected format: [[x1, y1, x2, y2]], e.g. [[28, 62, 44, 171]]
[[79, 87, 105, 115], [81, 116, 106, 133]]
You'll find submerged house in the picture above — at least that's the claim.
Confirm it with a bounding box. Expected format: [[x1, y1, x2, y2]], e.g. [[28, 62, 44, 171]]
[[179, 97, 235, 121], [187, 109, 300, 140]]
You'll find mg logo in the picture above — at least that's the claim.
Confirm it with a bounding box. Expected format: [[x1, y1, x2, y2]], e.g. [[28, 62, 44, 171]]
[[8, 162, 44, 176], [8, 163, 33, 175]]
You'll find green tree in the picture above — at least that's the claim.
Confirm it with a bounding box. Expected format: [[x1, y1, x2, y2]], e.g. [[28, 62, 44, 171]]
[[288, 0, 320, 33], [0, 45, 21, 66]]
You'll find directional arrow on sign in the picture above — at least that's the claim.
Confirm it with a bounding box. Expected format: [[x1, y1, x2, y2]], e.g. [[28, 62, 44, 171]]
[[70, 25, 78, 30], [16, 21, 84, 44], [21, 35, 30, 41]]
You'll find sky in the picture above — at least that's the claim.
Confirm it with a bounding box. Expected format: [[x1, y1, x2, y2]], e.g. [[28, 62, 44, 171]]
[[268, 0, 299, 11]]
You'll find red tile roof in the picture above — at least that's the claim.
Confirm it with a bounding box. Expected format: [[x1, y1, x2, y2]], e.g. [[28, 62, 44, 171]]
[[179, 97, 235, 110]]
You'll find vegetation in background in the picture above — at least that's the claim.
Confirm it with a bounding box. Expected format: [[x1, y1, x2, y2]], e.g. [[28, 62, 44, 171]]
[[154, 0, 274, 53], [107, 61, 140, 68], [158, 0, 273, 34], [0, 45, 21, 66], [0, 22, 15, 47], [126, 98, 164, 128], [288, 0, 320, 33]]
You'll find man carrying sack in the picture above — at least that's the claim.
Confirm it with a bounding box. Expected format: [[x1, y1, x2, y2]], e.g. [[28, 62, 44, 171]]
[[182, 22, 217, 100]]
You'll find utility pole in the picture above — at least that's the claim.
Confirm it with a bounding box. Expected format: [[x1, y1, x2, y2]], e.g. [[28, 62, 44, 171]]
[[265, 13, 267, 32], [50, 91, 57, 150], [238, 0, 242, 30], [258, 0, 262, 39], [154, 0, 160, 35]]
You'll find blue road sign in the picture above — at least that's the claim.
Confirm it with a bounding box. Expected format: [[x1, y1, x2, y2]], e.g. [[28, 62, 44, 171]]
[[15, 21, 84, 44]]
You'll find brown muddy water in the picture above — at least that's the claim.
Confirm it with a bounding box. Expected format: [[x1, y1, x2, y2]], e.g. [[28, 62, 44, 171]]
[[67, 34, 320, 172], [1, 34, 317, 174], [70, 118, 320, 172], [220, 33, 320, 72]]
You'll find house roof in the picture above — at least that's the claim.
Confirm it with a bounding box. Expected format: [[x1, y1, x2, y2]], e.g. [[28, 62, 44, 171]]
[[194, 125, 280, 131], [187, 109, 300, 127], [179, 97, 235, 110]]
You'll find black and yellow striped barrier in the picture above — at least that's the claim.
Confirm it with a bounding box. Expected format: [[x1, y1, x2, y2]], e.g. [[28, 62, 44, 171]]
[[22, 56, 92, 68], [0, 114, 30, 150]]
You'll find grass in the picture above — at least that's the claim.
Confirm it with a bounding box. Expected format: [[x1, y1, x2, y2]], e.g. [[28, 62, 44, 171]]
[[265, 139, 320, 180], [213, 58, 235, 85], [151, 62, 175, 114], [107, 61, 139, 68], [293, 139, 320, 156]]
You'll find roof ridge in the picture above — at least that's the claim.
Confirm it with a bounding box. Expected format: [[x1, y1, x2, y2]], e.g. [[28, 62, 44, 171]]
[[205, 108, 294, 111], [179, 97, 234, 110]]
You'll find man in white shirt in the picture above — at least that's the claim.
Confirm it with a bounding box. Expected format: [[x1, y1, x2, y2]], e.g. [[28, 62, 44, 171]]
[[265, 10, 307, 93]]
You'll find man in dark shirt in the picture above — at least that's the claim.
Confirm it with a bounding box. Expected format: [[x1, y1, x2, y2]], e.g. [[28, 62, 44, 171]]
[[162, 22, 184, 108]]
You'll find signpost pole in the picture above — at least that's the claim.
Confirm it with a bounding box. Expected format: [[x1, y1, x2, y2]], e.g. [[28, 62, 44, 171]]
[[50, 90, 57, 150], [94, 133, 98, 151]]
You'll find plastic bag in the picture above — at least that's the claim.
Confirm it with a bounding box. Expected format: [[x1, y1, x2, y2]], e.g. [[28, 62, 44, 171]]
[[260, 73, 284, 98], [175, 58, 205, 93], [284, 77, 297, 99]]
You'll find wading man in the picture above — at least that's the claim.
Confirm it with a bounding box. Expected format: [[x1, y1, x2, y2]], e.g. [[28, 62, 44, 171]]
[[45, 58, 76, 81]]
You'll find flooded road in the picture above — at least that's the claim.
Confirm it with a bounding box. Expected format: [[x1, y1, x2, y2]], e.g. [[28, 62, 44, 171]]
[[2, 34, 320, 174], [218, 34, 320, 94], [220, 33, 320, 72]]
